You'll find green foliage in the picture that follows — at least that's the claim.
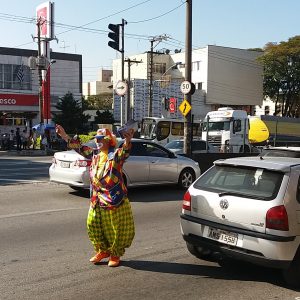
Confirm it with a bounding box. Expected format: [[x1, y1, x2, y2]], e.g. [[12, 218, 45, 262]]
[[52, 92, 91, 133], [93, 110, 115, 125], [258, 36, 300, 117], [85, 93, 113, 110]]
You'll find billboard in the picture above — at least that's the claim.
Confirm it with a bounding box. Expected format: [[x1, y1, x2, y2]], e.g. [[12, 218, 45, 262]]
[[36, 1, 54, 39]]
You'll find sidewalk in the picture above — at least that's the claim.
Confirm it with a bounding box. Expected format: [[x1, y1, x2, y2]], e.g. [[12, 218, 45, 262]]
[[0, 149, 55, 156]]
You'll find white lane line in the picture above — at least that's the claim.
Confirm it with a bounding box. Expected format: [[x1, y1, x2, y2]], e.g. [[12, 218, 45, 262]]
[[0, 207, 84, 219], [0, 178, 45, 182]]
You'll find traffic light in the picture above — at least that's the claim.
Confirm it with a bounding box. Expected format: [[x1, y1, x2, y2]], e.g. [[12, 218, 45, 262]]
[[163, 97, 169, 110], [108, 23, 120, 52]]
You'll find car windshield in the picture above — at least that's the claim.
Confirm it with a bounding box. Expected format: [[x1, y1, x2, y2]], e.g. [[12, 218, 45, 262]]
[[165, 140, 183, 149], [194, 165, 284, 200]]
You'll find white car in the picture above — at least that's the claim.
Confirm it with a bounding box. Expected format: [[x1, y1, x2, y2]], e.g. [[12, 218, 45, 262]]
[[49, 139, 201, 190], [165, 139, 219, 155], [181, 156, 300, 287]]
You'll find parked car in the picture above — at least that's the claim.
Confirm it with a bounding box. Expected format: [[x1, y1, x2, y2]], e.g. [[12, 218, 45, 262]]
[[165, 139, 219, 155], [259, 146, 300, 158], [180, 156, 300, 287], [49, 139, 201, 190]]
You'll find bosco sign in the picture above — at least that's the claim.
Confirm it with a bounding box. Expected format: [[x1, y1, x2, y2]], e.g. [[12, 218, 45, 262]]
[[0, 98, 17, 105]]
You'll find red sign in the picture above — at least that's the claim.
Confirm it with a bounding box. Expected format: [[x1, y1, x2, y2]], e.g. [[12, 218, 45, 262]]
[[169, 97, 177, 113], [0, 94, 39, 106]]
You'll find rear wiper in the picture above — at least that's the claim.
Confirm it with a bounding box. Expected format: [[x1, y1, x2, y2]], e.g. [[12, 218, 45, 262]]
[[218, 191, 244, 197]]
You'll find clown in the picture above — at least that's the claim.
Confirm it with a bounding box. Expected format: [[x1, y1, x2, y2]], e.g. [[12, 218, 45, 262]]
[[55, 125, 135, 267]]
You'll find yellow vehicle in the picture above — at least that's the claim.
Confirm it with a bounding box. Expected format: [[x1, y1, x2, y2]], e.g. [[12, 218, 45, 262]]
[[257, 115, 300, 146], [248, 117, 270, 144]]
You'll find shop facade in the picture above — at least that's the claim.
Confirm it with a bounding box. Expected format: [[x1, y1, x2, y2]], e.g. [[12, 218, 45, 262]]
[[0, 47, 82, 134]]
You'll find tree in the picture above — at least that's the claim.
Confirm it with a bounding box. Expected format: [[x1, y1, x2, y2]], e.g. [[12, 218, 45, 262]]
[[85, 93, 113, 110], [93, 110, 115, 125], [258, 36, 300, 117], [52, 92, 90, 133]]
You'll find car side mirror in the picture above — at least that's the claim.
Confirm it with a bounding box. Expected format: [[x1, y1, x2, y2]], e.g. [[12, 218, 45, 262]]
[[169, 152, 176, 158]]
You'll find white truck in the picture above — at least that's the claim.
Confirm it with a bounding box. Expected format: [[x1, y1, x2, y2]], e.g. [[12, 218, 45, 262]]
[[202, 107, 251, 153]]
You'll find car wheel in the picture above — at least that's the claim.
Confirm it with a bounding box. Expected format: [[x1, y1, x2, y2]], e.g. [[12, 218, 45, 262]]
[[178, 168, 195, 189], [186, 242, 213, 260], [282, 248, 300, 288]]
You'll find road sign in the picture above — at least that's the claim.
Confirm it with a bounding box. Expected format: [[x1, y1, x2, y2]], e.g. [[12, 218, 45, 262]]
[[180, 81, 192, 95], [179, 99, 192, 116], [115, 81, 128, 96], [169, 97, 177, 113]]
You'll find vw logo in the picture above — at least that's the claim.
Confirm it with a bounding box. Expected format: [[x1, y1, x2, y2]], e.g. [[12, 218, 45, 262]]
[[220, 199, 229, 210]]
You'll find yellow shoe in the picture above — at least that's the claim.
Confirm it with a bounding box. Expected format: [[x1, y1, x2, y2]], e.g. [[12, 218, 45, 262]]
[[89, 252, 110, 263], [108, 256, 120, 267]]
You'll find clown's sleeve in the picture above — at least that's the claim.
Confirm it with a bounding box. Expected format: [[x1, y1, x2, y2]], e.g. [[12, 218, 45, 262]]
[[115, 141, 132, 164], [67, 138, 93, 159]]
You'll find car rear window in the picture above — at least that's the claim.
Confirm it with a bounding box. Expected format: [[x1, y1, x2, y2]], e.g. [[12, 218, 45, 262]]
[[260, 149, 300, 158], [194, 165, 284, 200]]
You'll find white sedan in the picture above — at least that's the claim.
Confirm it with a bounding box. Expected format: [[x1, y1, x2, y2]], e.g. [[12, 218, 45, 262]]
[[49, 139, 201, 190]]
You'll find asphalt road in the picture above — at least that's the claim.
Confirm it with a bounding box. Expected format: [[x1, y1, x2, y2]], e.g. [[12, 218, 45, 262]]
[[0, 156, 300, 299]]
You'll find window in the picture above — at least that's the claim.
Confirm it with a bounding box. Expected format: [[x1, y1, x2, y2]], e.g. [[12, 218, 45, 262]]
[[156, 121, 170, 141], [153, 63, 166, 74], [265, 106, 270, 115], [145, 143, 169, 158], [192, 61, 201, 71], [0, 64, 31, 90], [196, 82, 202, 90], [171, 122, 184, 136], [194, 165, 283, 200]]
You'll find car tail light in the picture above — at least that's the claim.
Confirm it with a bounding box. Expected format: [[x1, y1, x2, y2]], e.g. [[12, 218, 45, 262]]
[[266, 205, 289, 231], [182, 191, 191, 211], [75, 160, 91, 167]]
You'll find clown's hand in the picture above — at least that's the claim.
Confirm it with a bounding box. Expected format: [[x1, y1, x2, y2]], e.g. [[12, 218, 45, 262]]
[[123, 128, 134, 147], [55, 124, 68, 141]]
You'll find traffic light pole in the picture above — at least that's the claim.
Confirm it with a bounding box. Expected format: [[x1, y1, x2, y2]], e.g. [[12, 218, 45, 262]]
[[184, 0, 192, 157], [121, 18, 125, 125]]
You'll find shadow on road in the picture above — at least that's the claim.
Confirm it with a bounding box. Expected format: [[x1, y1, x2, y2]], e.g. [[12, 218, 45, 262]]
[[70, 185, 186, 203], [123, 259, 299, 291]]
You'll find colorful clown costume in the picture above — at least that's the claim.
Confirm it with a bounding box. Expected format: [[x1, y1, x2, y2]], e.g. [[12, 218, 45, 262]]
[[68, 129, 135, 262]]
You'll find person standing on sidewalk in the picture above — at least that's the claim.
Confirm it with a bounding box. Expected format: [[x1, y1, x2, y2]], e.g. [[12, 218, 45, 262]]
[[16, 128, 22, 151], [55, 125, 135, 267]]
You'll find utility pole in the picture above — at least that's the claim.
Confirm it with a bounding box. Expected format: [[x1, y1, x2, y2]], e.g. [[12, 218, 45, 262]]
[[184, 0, 192, 156], [37, 18, 44, 125], [125, 58, 142, 121], [148, 35, 169, 117]]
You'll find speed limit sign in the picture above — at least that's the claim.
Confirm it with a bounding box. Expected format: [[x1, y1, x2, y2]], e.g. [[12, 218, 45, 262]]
[[180, 81, 192, 94]]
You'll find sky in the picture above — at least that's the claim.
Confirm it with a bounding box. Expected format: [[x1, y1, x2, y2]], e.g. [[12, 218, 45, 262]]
[[1, 0, 300, 82]]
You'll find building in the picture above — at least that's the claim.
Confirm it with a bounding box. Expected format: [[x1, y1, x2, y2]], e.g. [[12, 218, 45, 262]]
[[0, 47, 82, 133], [112, 45, 263, 122], [82, 68, 113, 98]]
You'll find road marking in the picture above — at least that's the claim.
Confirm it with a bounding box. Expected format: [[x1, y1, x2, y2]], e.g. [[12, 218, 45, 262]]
[[0, 179, 45, 182], [0, 207, 84, 219]]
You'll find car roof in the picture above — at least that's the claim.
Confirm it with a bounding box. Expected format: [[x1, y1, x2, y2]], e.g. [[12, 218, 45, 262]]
[[263, 146, 300, 152], [214, 156, 300, 172]]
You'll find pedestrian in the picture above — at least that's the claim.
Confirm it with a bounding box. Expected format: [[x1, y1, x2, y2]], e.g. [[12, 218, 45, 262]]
[[16, 128, 22, 151], [9, 130, 15, 150], [55, 125, 135, 267], [32, 128, 37, 150], [22, 129, 29, 150]]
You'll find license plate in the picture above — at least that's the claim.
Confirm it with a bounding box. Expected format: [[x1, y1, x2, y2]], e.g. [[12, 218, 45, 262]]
[[60, 161, 70, 168], [207, 227, 238, 246]]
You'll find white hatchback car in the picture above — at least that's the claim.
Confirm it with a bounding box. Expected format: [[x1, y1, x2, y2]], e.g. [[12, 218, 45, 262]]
[[180, 156, 300, 287], [49, 139, 200, 190]]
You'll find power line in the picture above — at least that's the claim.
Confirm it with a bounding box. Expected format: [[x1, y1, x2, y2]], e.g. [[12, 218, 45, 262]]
[[128, 2, 185, 24]]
